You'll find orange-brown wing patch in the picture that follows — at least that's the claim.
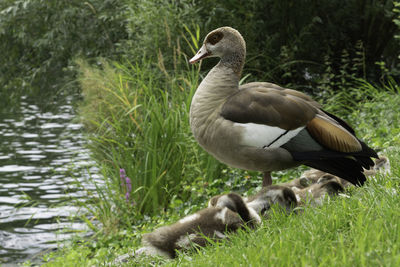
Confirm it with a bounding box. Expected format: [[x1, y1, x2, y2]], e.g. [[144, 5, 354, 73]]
[[307, 116, 362, 153]]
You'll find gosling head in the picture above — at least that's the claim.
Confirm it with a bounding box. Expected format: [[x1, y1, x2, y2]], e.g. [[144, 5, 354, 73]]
[[246, 185, 298, 215], [189, 27, 246, 65], [208, 192, 261, 226]]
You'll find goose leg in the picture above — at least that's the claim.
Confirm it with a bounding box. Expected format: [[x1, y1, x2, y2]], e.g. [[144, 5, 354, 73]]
[[262, 172, 272, 187]]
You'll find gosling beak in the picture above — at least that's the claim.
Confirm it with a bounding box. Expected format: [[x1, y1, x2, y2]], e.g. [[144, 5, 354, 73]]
[[189, 44, 211, 64]]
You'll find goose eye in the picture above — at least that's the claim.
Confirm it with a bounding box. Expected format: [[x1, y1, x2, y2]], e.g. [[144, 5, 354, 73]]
[[208, 32, 223, 45]]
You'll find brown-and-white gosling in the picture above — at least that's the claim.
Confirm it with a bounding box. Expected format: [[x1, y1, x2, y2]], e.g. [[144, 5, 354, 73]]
[[281, 170, 345, 190], [291, 179, 345, 206], [189, 26, 377, 187], [208, 192, 261, 227], [363, 155, 391, 177], [245, 185, 298, 215], [117, 193, 260, 261], [210, 185, 298, 216]]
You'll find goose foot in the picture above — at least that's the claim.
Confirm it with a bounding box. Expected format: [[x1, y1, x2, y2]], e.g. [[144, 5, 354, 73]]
[[262, 172, 272, 187]]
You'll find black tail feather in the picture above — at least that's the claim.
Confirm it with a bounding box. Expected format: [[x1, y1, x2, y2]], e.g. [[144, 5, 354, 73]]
[[290, 110, 378, 186], [359, 140, 378, 158], [290, 149, 378, 186], [301, 157, 366, 186], [355, 156, 374, 169]]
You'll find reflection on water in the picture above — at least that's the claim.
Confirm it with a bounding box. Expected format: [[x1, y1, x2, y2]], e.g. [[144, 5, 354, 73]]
[[0, 95, 98, 264]]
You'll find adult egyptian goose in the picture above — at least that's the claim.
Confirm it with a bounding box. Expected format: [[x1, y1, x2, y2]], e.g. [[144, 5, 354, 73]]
[[189, 26, 378, 186]]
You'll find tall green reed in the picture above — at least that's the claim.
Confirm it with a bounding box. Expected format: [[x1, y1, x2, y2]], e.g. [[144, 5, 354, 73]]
[[76, 25, 223, 233]]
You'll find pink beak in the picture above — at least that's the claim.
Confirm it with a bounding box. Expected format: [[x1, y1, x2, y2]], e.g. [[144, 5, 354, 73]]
[[189, 44, 210, 64]]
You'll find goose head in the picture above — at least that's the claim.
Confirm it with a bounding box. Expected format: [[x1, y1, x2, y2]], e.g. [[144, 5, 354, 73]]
[[189, 27, 246, 70]]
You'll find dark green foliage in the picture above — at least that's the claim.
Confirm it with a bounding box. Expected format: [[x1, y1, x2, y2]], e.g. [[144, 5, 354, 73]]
[[0, 0, 128, 103], [120, 0, 199, 62], [115, 0, 400, 93], [195, 0, 400, 91], [2, 0, 399, 104]]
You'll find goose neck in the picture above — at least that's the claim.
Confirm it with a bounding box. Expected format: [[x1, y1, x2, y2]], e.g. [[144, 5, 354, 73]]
[[190, 63, 239, 132], [195, 63, 240, 103], [220, 50, 245, 77]]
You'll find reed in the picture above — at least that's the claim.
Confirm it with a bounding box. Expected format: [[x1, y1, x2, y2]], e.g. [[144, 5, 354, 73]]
[[75, 27, 226, 232]]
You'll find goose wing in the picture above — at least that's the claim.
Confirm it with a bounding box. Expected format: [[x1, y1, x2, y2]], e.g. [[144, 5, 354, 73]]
[[223, 82, 318, 130], [221, 82, 361, 153]]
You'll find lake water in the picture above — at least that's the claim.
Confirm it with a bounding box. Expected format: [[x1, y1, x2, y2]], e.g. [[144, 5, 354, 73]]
[[0, 94, 98, 264]]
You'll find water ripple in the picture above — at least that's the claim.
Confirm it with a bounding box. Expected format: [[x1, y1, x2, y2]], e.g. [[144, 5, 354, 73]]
[[0, 165, 36, 172], [0, 95, 97, 264]]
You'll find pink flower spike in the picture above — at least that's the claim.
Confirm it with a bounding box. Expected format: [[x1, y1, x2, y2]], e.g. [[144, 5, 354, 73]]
[[120, 168, 126, 179], [125, 177, 132, 193], [119, 168, 134, 205]]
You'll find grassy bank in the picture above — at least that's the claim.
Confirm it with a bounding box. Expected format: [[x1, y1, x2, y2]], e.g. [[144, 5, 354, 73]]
[[38, 164, 400, 266], [74, 42, 226, 231], [29, 57, 400, 266], [36, 153, 400, 266], [171, 152, 400, 266]]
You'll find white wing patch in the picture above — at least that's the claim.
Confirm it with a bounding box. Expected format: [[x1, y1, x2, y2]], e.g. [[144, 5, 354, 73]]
[[236, 123, 304, 148]]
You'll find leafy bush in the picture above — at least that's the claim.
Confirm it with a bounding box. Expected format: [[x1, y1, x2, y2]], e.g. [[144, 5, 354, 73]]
[[0, 0, 128, 103], [2, 0, 399, 105], [197, 0, 399, 89]]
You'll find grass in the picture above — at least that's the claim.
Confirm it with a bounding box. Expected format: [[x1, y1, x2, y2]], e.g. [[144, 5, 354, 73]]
[[168, 157, 400, 266], [37, 149, 400, 266]]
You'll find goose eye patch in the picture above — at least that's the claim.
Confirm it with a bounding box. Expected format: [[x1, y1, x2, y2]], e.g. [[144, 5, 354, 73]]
[[207, 32, 224, 45]]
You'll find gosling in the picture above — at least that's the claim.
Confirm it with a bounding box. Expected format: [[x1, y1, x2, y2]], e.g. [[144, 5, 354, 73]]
[[132, 193, 260, 259]]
